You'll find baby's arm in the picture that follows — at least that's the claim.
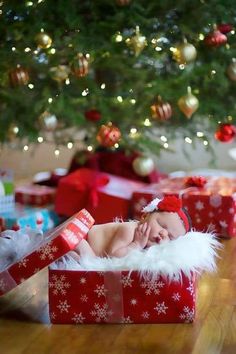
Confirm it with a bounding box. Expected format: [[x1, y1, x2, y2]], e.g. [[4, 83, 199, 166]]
[[74, 239, 96, 258], [106, 222, 150, 258]]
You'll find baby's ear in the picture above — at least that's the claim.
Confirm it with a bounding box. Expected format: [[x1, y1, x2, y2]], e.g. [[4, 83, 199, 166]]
[[140, 213, 147, 221]]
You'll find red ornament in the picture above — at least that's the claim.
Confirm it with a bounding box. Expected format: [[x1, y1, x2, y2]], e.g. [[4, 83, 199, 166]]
[[150, 96, 172, 121], [214, 123, 236, 143], [9, 67, 30, 87], [158, 195, 182, 212], [96, 123, 121, 148], [204, 29, 227, 47], [185, 176, 207, 188], [217, 24, 233, 34], [84, 109, 101, 122], [71, 53, 89, 78]]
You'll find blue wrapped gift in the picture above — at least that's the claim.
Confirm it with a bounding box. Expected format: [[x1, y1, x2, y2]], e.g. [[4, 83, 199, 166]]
[[0, 204, 61, 232]]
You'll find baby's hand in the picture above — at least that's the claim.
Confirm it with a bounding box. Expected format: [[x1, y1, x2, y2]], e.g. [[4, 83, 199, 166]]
[[133, 222, 150, 249]]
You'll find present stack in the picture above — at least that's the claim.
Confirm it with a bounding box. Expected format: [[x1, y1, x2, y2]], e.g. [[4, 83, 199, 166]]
[[131, 176, 236, 237]]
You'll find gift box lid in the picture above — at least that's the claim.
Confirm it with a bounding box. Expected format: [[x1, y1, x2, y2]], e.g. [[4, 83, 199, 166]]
[[15, 184, 56, 196], [0, 209, 94, 296]]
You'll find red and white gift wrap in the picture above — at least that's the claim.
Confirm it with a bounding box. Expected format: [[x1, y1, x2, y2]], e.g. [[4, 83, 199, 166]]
[[15, 184, 56, 206], [55, 168, 147, 223], [48, 269, 196, 324], [131, 176, 236, 237], [0, 209, 94, 296]]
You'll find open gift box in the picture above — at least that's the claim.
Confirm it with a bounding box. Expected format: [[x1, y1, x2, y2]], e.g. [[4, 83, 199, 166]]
[[131, 176, 236, 238], [55, 168, 147, 223]]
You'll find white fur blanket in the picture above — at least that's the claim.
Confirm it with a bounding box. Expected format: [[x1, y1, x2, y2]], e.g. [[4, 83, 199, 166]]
[[53, 231, 222, 281]]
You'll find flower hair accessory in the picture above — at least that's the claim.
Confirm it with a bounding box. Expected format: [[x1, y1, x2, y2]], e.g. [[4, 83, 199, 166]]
[[142, 195, 190, 232]]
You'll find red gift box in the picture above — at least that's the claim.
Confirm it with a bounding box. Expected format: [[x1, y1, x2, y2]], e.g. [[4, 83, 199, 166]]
[[131, 176, 236, 237], [15, 184, 56, 206], [0, 209, 94, 296], [55, 168, 147, 223], [48, 269, 196, 324]]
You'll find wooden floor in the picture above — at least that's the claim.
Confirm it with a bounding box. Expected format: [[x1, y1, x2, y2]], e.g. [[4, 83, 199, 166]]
[[1, 238, 236, 354]]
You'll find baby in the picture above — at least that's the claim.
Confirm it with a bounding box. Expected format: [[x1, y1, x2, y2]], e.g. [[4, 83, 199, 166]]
[[74, 195, 191, 259]]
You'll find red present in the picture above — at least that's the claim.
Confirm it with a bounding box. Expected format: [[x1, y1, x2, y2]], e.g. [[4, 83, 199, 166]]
[[55, 168, 147, 223], [48, 269, 196, 324], [15, 184, 56, 206], [0, 209, 94, 296], [131, 176, 236, 237]]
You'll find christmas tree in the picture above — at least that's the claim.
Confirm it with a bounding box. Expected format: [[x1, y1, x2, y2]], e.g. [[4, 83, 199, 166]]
[[1, 0, 236, 169]]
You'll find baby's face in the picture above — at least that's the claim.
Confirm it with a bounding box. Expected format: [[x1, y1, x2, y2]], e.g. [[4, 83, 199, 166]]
[[142, 211, 186, 246]]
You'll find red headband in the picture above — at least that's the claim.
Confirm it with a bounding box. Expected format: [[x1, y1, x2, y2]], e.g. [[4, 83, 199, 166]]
[[157, 195, 190, 232]]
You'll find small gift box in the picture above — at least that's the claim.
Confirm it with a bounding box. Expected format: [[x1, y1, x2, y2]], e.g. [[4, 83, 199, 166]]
[[55, 168, 147, 223], [48, 229, 220, 324], [0, 204, 60, 233], [131, 176, 236, 237], [0, 209, 95, 296], [0, 169, 14, 212], [15, 184, 56, 206]]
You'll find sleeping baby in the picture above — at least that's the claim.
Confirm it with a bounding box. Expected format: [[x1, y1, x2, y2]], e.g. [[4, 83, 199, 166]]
[[73, 195, 191, 259]]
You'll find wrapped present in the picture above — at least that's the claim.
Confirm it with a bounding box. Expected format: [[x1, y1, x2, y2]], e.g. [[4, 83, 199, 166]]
[[131, 176, 236, 237], [0, 169, 14, 212], [0, 204, 60, 233], [48, 229, 220, 324], [55, 168, 147, 223], [0, 209, 95, 296], [15, 184, 56, 206]]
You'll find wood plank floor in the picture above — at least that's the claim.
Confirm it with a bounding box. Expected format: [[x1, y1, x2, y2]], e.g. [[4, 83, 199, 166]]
[[1, 237, 236, 354]]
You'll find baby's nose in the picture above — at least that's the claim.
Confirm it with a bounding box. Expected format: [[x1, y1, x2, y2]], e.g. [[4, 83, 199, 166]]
[[159, 228, 168, 238]]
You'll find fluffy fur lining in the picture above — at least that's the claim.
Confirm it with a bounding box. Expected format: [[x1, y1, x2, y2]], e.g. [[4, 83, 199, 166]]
[[53, 231, 222, 281]]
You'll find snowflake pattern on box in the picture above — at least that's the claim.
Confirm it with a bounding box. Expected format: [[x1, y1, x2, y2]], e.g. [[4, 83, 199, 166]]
[[49, 274, 71, 296], [37, 241, 58, 260], [49, 269, 196, 324]]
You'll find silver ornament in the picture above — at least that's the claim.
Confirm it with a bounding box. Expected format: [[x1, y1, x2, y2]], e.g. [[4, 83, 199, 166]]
[[132, 156, 155, 176]]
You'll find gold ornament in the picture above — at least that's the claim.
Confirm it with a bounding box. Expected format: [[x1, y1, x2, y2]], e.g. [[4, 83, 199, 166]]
[[7, 123, 19, 141], [38, 111, 58, 131], [173, 39, 197, 64], [132, 156, 155, 177], [150, 96, 172, 121], [178, 87, 199, 119], [71, 53, 89, 78], [126, 26, 147, 56], [227, 58, 236, 81], [35, 32, 52, 49], [50, 65, 70, 82], [96, 122, 121, 147]]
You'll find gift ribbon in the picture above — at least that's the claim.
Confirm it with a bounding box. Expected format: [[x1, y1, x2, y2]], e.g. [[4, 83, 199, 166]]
[[104, 271, 124, 323]]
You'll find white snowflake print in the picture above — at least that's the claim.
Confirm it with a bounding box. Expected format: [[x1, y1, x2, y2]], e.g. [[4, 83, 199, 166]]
[[154, 301, 168, 315], [134, 197, 149, 212], [50, 312, 57, 320], [80, 294, 88, 302], [179, 306, 195, 323], [142, 311, 150, 319], [130, 298, 138, 306], [209, 194, 222, 208], [187, 282, 194, 296], [219, 220, 228, 229], [90, 303, 113, 322], [80, 277, 86, 284], [72, 312, 85, 324], [196, 217, 202, 224], [94, 284, 107, 298], [141, 279, 164, 295], [208, 211, 214, 218], [121, 275, 134, 288], [0, 279, 6, 291], [49, 274, 71, 296], [18, 257, 29, 268], [121, 316, 133, 324], [57, 300, 71, 313], [37, 241, 58, 260], [172, 292, 181, 301], [195, 200, 204, 210]]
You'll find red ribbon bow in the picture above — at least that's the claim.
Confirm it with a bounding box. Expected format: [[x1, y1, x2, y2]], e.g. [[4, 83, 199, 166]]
[[185, 176, 207, 188]]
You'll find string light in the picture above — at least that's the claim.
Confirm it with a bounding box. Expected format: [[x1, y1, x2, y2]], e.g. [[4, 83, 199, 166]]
[[54, 148, 60, 156], [67, 142, 73, 149], [13, 126, 19, 134], [163, 142, 169, 148], [203, 140, 208, 146], [23, 145, 29, 151], [24, 47, 31, 52], [143, 118, 151, 126], [87, 145, 93, 151], [196, 131, 204, 137], [28, 84, 34, 89], [11, 47, 16, 52], [65, 78, 70, 85], [37, 136, 43, 143], [130, 99, 136, 104], [114, 143, 119, 148], [26, 1, 33, 6], [82, 89, 89, 96], [185, 137, 192, 144], [50, 48, 56, 54], [160, 135, 167, 142], [115, 32, 123, 42], [130, 127, 137, 134], [117, 96, 123, 102], [48, 97, 53, 103], [199, 33, 205, 40], [100, 83, 106, 89]]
